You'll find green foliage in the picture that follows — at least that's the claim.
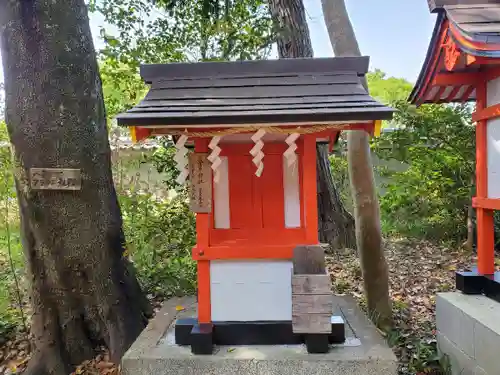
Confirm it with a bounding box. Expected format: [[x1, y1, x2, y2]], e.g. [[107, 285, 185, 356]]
[[362, 71, 477, 243], [95, 0, 275, 199], [373, 102, 474, 242], [111, 144, 197, 298], [367, 69, 413, 105], [0, 121, 15, 215], [326, 71, 476, 244], [389, 330, 450, 374], [150, 137, 186, 192], [93, 0, 273, 67], [0, 228, 25, 337], [119, 189, 197, 297], [100, 58, 148, 120], [0, 120, 7, 141], [0, 122, 25, 337]]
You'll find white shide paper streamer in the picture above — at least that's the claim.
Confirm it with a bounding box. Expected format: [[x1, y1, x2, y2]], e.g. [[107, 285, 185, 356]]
[[284, 133, 300, 171], [250, 129, 266, 177], [174, 135, 189, 184], [208, 136, 222, 183]]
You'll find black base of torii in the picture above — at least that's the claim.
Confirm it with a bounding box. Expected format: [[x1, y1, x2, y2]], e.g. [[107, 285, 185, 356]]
[[456, 269, 500, 302]]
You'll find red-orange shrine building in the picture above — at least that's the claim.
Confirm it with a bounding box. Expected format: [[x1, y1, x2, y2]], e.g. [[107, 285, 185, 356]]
[[411, 0, 500, 298], [118, 57, 393, 354]]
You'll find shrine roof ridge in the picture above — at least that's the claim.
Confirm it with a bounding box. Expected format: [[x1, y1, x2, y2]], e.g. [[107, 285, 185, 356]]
[[116, 57, 394, 128], [409, 2, 500, 105], [139, 56, 370, 83]]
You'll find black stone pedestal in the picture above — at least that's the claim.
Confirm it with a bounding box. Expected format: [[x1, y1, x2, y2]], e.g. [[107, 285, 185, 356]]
[[305, 334, 330, 354], [175, 317, 197, 345], [190, 323, 213, 355], [456, 270, 500, 303], [174, 316, 346, 354]]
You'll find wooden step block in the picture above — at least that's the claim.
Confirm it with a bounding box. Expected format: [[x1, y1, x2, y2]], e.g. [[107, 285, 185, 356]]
[[292, 314, 332, 334], [292, 274, 331, 295], [292, 294, 333, 315]]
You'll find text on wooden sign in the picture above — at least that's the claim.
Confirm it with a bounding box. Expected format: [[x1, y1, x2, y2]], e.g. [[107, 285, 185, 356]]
[[30, 168, 82, 191], [188, 153, 212, 213]]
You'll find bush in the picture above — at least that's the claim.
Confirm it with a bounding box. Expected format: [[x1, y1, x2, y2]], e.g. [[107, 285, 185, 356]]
[[119, 189, 197, 298], [372, 102, 475, 243]]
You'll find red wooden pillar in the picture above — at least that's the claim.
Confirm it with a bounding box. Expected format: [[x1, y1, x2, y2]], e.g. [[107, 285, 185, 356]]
[[475, 82, 495, 275], [194, 138, 212, 323]]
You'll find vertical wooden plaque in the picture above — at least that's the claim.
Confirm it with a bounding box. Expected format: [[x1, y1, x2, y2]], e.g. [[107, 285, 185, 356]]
[[188, 153, 212, 213]]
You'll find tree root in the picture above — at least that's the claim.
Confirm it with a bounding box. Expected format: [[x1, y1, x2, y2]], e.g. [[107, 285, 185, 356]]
[[24, 349, 71, 375]]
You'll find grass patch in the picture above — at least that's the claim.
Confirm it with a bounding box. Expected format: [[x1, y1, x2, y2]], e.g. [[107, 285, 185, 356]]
[[0, 224, 27, 339]]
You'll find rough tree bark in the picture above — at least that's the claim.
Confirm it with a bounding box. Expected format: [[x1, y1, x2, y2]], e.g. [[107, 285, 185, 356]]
[[268, 0, 356, 250], [0, 1, 151, 374], [321, 0, 392, 329], [465, 203, 474, 251]]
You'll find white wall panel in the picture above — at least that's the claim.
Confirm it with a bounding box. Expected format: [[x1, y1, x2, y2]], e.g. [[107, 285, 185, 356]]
[[486, 79, 500, 198], [210, 260, 293, 322], [214, 156, 230, 229], [487, 118, 500, 198], [487, 77, 500, 106], [283, 156, 301, 228]]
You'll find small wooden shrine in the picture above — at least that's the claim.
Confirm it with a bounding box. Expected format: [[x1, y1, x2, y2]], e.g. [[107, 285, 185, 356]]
[[410, 1, 500, 299], [117, 57, 393, 354]]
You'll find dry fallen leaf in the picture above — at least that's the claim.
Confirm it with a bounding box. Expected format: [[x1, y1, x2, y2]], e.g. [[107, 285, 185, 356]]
[[96, 361, 115, 370], [327, 237, 483, 375]]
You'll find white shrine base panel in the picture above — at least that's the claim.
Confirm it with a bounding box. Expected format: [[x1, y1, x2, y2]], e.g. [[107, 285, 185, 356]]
[[210, 260, 293, 322]]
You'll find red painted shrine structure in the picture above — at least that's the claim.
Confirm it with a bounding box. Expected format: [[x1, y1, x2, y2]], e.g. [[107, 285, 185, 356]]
[[411, 0, 500, 297], [117, 57, 393, 354]]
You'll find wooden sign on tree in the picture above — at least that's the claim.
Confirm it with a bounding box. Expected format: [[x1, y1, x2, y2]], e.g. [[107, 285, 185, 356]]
[[30, 168, 82, 191], [188, 153, 212, 213]]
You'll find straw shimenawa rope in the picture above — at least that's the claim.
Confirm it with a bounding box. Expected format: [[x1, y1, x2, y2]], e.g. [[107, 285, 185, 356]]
[[156, 123, 359, 138]]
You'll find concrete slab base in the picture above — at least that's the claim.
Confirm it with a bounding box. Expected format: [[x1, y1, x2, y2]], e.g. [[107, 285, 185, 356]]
[[122, 295, 397, 375], [437, 292, 500, 375]]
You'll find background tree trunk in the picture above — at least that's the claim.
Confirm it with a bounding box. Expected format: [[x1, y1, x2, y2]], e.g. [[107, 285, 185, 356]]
[[321, 0, 392, 329], [268, 0, 356, 250], [465, 203, 474, 251], [0, 1, 151, 374], [464, 175, 476, 251]]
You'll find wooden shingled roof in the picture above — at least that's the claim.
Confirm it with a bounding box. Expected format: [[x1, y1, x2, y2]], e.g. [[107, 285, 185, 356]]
[[447, 6, 500, 34], [428, 0, 500, 13], [410, 1, 500, 105], [116, 57, 393, 128]]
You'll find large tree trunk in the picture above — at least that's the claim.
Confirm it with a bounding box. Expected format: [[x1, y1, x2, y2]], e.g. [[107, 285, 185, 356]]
[[0, 2, 151, 374], [268, 0, 356, 250], [321, 0, 392, 329]]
